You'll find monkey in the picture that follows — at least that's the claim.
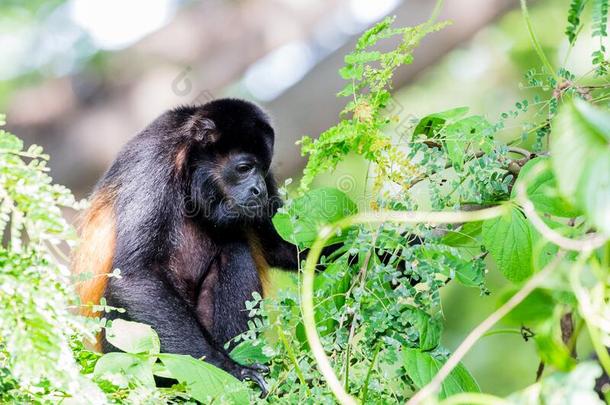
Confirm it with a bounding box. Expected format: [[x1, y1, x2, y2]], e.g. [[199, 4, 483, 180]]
[[72, 99, 301, 393]]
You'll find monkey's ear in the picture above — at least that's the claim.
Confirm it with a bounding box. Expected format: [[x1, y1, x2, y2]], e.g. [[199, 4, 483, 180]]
[[187, 116, 219, 145]]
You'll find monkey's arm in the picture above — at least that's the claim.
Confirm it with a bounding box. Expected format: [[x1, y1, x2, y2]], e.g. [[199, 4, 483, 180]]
[[254, 219, 343, 271], [254, 219, 300, 270]]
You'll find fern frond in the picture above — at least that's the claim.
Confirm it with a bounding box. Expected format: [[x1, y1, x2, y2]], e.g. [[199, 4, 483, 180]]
[[566, 0, 587, 44]]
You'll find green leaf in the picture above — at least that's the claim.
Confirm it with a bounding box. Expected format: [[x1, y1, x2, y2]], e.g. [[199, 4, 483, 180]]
[[403, 349, 480, 399], [513, 157, 580, 218], [308, 255, 353, 337], [230, 340, 271, 365], [105, 319, 161, 355], [566, 0, 586, 44], [272, 187, 358, 249], [344, 51, 382, 64], [577, 153, 610, 236], [93, 352, 155, 388], [551, 99, 610, 200], [454, 257, 485, 287], [413, 107, 469, 138], [411, 310, 442, 351], [535, 332, 576, 372], [482, 207, 533, 282], [0, 131, 23, 152], [499, 288, 555, 325], [441, 222, 482, 249], [444, 116, 493, 170], [159, 353, 249, 404]]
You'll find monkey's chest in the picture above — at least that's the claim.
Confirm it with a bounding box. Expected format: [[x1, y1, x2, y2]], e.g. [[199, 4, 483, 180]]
[[168, 238, 266, 343]]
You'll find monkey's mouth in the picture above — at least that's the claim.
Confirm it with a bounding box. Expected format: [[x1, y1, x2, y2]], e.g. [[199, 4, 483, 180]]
[[224, 196, 268, 217]]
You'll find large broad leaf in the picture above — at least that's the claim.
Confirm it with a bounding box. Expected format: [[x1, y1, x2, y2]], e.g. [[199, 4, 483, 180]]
[[444, 116, 494, 170], [93, 352, 155, 388], [577, 153, 610, 236], [403, 348, 480, 399], [272, 187, 358, 249], [230, 340, 271, 365], [512, 157, 580, 218], [105, 319, 161, 355], [482, 207, 533, 282], [413, 107, 470, 138], [551, 99, 609, 200], [159, 353, 249, 404]]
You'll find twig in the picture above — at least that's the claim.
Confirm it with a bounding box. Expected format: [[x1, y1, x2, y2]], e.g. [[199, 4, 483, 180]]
[[507, 146, 532, 158], [406, 253, 564, 405], [560, 312, 576, 357], [360, 343, 381, 403], [276, 325, 311, 395], [535, 361, 545, 382]]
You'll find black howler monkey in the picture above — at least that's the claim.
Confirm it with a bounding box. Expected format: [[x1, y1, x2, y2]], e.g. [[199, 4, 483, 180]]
[[72, 98, 300, 392]]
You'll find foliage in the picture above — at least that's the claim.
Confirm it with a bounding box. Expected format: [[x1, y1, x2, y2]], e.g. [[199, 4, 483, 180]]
[[0, 0, 609, 404], [0, 117, 104, 402], [298, 16, 451, 193]]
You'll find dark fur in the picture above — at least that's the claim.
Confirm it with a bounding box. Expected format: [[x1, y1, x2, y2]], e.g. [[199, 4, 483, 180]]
[[94, 99, 298, 386]]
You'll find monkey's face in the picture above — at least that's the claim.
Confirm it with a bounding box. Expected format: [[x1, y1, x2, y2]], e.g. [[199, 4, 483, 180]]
[[220, 152, 269, 214], [188, 151, 271, 226]]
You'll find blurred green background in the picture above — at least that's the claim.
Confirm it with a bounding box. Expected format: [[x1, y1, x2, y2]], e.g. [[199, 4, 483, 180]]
[[0, 0, 599, 396]]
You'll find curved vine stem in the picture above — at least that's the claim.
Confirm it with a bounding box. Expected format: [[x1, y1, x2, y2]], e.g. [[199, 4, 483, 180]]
[[301, 205, 510, 405]]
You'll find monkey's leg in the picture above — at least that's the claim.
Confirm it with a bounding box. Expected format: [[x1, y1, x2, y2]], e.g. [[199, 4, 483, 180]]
[[103, 270, 266, 389]]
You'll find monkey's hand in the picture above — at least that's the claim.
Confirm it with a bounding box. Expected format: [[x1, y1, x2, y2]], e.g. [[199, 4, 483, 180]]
[[236, 363, 269, 397]]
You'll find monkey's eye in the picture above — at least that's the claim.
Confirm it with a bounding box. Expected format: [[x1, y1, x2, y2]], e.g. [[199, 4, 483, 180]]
[[236, 163, 253, 174]]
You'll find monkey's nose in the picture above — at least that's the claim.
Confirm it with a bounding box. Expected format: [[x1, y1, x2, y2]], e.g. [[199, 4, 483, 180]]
[[250, 186, 261, 196]]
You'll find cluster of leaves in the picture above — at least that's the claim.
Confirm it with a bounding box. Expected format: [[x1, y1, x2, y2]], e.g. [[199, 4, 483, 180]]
[[298, 16, 450, 193], [0, 116, 106, 402], [92, 319, 250, 403]]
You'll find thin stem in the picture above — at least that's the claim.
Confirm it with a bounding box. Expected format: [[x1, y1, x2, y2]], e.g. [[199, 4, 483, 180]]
[[276, 325, 311, 395], [429, 0, 444, 23], [507, 146, 532, 158], [406, 253, 564, 405], [520, 0, 559, 82], [535, 361, 545, 381], [301, 205, 509, 405], [360, 343, 381, 403], [481, 328, 525, 338]]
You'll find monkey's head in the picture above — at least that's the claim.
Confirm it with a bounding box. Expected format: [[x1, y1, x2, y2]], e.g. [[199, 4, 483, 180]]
[[172, 99, 279, 227]]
